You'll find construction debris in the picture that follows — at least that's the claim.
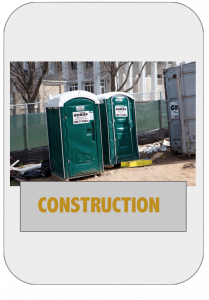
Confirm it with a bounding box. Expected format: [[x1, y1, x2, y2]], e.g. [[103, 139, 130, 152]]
[[10, 159, 51, 182], [10, 159, 19, 169], [121, 159, 152, 168], [138, 142, 168, 155], [163, 138, 170, 146], [10, 170, 28, 182], [183, 162, 195, 169], [158, 145, 167, 152], [138, 143, 160, 154], [40, 159, 51, 177], [12, 163, 42, 175], [23, 170, 42, 179], [151, 152, 164, 161]]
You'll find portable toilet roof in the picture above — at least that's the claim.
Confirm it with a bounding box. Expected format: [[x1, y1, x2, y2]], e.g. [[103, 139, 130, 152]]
[[46, 90, 99, 107], [97, 92, 135, 102]]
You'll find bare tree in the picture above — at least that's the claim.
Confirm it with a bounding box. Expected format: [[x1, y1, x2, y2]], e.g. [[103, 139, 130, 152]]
[[10, 62, 49, 112], [57, 62, 62, 94], [57, 62, 76, 94], [101, 61, 147, 92]]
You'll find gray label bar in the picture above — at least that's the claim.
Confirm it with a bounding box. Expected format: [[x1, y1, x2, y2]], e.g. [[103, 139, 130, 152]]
[[21, 182, 186, 232]]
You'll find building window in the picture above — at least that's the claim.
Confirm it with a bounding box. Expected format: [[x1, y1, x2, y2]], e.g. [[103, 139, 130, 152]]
[[69, 83, 78, 91], [71, 62, 77, 70], [100, 80, 106, 94], [85, 82, 94, 93], [86, 62, 93, 68]]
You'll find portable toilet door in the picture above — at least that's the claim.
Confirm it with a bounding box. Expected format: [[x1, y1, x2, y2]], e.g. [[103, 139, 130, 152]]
[[97, 92, 139, 165], [46, 91, 103, 180]]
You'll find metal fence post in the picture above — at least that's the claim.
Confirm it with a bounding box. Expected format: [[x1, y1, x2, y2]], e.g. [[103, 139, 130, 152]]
[[159, 91, 163, 128], [25, 103, 29, 149]]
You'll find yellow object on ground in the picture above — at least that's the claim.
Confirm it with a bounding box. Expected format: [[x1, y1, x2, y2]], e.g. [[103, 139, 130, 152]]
[[121, 159, 152, 168]]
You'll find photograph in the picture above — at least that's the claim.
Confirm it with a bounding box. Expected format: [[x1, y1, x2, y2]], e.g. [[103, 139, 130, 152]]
[[10, 61, 196, 185]]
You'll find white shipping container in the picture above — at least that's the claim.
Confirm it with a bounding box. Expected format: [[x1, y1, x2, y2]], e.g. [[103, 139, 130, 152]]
[[163, 62, 196, 155]]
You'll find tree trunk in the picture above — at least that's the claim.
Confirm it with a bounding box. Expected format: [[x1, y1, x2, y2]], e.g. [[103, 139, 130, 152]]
[[111, 72, 116, 92], [27, 97, 35, 113], [28, 103, 35, 114], [59, 62, 62, 94], [59, 68, 62, 94]]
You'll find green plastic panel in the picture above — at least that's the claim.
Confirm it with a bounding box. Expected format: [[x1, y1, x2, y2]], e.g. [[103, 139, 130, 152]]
[[46, 108, 64, 178]]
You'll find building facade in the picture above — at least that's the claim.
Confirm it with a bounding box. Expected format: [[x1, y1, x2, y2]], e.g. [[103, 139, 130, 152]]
[[54, 61, 190, 99], [10, 61, 190, 109]]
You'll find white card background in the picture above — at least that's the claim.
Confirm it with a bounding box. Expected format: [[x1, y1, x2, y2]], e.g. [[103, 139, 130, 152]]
[[4, 2, 204, 285]]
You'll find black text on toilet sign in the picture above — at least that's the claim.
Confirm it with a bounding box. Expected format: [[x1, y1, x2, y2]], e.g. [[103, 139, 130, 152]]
[[115, 106, 128, 117]]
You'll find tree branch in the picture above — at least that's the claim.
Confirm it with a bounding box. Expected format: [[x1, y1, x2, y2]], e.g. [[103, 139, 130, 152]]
[[116, 61, 130, 72], [11, 79, 28, 102], [17, 62, 27, 86], [118, 62, 134, 91], [10, 61, 49, 103], [31, 62, 49, 102], [124, 61, 147, 93], [10, 69, 30, 96], [103, 62, 111, 74]]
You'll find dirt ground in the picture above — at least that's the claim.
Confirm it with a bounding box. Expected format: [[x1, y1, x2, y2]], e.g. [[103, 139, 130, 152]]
[[79, 151, 196, 185], [11, 150, 196, 186]]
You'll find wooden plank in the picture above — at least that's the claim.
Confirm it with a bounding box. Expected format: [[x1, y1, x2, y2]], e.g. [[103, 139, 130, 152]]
[[121, 159, 152, 168], [151, 152, 163, 161], [104, 165, 114, 169]]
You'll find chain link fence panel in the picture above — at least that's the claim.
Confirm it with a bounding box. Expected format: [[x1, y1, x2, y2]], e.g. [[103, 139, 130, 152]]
[[27, 103, 48, 149], [10, 104, 27, 151], [10, 102, 48, 152], [135, 100, 168, 133]]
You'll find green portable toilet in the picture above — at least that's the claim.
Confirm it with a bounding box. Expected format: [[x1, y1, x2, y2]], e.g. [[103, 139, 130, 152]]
[[45, 91, 103, 180], [97, 92, 139, 165]]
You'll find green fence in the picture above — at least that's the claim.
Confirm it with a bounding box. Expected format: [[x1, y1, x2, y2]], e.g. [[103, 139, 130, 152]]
[[10, 109, 48, 152], [135, 100, 168, 132], [10, 100, 168, 152], [10, 113, 27, 151]]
